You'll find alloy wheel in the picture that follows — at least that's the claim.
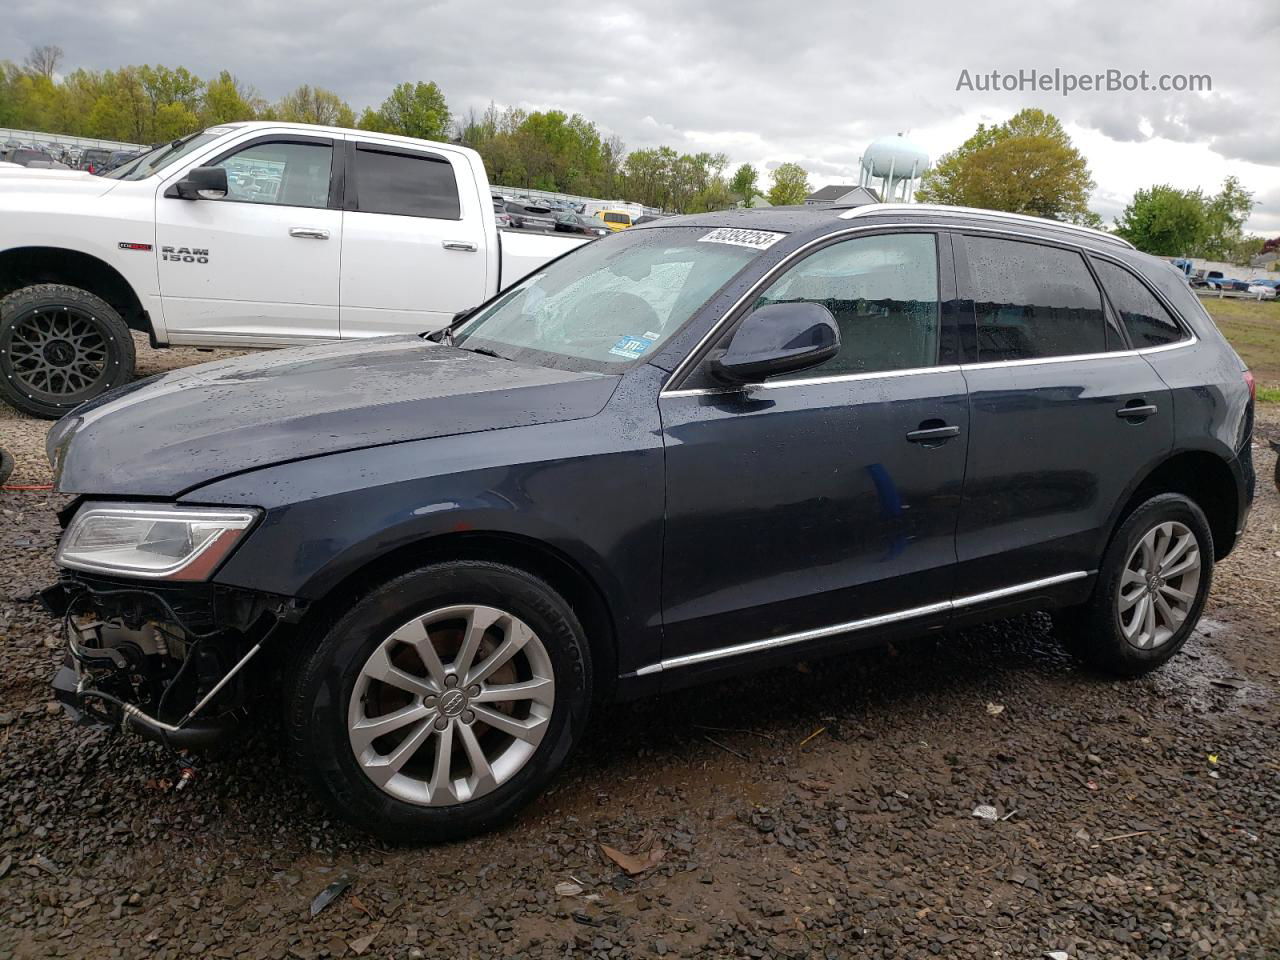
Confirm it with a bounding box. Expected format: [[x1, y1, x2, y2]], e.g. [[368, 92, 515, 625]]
[[348, 604, 556, 806], [1116, 520, 1201, 649], [2, 305, 112, 401]]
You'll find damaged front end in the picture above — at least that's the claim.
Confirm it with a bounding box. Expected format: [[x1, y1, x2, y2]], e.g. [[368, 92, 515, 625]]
[[44, 574, 304, 750]]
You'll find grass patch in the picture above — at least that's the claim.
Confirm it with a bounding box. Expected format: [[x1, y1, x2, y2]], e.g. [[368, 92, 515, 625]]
[[1199, 296, 1280, 388]]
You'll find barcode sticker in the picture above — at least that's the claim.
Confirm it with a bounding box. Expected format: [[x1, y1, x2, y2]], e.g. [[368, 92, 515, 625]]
[[698, 228, 786, 250]]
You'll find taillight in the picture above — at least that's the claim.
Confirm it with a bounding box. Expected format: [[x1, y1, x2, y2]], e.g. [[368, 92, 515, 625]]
[[1244, 369, 1256, 403]]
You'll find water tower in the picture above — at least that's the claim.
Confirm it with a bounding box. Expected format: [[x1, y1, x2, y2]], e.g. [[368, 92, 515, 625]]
[[859, 134, 930, 203]]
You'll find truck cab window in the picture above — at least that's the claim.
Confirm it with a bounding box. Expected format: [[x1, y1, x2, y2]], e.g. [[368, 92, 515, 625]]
[[353, 147, 461, 220], [214, 141, 333, 208]]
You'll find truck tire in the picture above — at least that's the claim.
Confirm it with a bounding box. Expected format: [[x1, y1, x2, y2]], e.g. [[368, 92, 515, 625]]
[[1054, 493, 1213, 677], [284, 561, 592, 843], [0, 284, 136, 419]]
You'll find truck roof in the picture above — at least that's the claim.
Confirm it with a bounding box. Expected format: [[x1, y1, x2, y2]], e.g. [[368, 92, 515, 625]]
[[210, 120, 484, 163]]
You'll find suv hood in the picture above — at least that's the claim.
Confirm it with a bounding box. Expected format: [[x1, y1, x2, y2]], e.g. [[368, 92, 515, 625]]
[[53, 337, 618, 497]]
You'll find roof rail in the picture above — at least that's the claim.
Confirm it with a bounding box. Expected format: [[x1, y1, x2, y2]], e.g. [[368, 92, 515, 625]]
[[839, 203, 1135, 250]]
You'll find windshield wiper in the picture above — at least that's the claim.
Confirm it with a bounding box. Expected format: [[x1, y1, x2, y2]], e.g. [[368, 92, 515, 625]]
[[459, 345, 507, 360]]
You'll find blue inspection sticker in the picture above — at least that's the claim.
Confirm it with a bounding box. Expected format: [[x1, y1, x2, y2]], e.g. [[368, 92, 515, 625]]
[[609, 334, 654, 359]]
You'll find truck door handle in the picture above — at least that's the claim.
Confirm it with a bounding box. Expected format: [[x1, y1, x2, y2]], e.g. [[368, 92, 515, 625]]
[[906, 422, 961, 445], [1116, 402, 1158, 420], [442, 240, 478, 252], [289, 227, 330, 240]]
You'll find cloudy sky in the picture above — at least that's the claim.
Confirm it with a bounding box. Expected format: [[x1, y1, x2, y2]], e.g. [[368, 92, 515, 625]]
[[5, 0, 1279, 232]]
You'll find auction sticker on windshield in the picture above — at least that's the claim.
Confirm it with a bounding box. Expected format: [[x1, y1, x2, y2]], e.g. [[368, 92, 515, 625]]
[[698, 228, 786, 250], [609, 334, 655, 359]]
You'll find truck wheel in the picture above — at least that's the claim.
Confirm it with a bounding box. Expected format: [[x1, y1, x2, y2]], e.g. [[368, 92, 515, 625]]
[[1054, 493, 1213, 677], [0, 284, 136, 419], [285, 561, 592, 843]]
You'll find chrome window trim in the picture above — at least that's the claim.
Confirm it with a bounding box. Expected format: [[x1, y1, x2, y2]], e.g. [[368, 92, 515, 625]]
[[660, 221, 1193, 397], [634, 571, 1090, 676], [662, 363, 962, 399], [838, 203, 1136, 250]]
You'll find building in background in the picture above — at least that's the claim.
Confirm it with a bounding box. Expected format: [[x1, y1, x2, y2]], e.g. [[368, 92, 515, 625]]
[[804, 184, 880, 206]]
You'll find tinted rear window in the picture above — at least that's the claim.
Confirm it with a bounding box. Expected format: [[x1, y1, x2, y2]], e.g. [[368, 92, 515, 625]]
[[1092, 259, 1185, 348], [964, 236, 1108, 361], [353, 147, 461, 220], [604, 213, 629, 224]]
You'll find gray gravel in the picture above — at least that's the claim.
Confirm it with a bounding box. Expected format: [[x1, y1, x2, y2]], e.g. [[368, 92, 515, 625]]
[[1, 346, 1277, 958]]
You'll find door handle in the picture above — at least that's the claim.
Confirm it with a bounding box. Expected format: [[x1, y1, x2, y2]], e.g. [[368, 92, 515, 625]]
[[442, 240, 479, 252], [289, 227, 330, 240], [906, 423, 961, 444], [1116, 402, 1158, 420]]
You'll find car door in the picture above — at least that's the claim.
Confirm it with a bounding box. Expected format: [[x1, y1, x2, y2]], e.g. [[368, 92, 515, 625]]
[[657, 230, 969, 680], [339, 140, 489, 337], [154, 133, 342, 344], [952, 232, 1173, 597]]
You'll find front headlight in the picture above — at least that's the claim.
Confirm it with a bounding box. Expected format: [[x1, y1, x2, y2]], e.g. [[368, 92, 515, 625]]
[[57, 503, 259, 581]]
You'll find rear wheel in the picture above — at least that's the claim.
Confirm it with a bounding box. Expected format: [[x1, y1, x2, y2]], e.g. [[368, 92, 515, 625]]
[[0, 283, 135, 419], [1055, 494, 1213, 676], [285, 561, 592, 842]]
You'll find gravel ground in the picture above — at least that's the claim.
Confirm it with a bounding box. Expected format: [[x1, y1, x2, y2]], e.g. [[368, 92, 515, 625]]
[[1, 344, 1277, 959]]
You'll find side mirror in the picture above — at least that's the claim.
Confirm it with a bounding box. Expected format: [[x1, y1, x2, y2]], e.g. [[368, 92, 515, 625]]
[[710, 302, 840, 384], [167, 166, 228, 201]]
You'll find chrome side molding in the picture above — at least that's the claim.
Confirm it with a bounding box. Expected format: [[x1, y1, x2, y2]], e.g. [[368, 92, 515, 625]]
[[635, 571, 1090, 676]]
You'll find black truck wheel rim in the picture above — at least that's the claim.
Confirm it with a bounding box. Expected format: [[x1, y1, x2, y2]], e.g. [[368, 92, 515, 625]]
[[2, 305, 113, 404]]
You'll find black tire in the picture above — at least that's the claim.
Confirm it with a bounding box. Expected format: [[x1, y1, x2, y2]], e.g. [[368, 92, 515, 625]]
[[0, 283, 136, 419], [285, 561, 592, 843], [1055, 493, 1213, 677]]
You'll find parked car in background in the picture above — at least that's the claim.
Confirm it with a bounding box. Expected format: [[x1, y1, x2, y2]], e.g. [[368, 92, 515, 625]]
[[81, 148, 112, 174], [504, 201, 558, 231], [596, 209, 634, 231], [1247, 280, 1277, 299], [0, 120, 591, 417], [2, 148, 56, 167], [554, 211, 609, 236], [43, 203, 1254, 843]]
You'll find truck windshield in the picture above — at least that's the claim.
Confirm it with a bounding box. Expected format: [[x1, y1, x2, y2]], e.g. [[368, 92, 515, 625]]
[[105, 130, 224, 181], [454, 226, 774, 374]]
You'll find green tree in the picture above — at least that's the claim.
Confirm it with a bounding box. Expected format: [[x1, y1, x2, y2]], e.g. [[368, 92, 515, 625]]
[[274, 85, 355, 127], [917, 108, 1098, 224], [729, 163, 760, 207], [767, 162, 810, 206], [202, 70, 260, 125], [1113, 185, 1207, 256], [360, 81, 450, 140], [1199, 176, 1254, 260]]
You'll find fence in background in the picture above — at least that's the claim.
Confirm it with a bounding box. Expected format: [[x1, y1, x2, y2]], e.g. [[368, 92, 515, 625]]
[[1, 127, 147, 152]]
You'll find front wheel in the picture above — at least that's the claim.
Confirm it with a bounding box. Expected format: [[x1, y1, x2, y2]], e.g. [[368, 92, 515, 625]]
[[1055, 493, 1213, 676], [0, 284, 136, 419], [285, 561, 592, 843]]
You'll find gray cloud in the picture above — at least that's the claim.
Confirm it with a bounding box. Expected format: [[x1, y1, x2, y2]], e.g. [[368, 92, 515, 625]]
[[3, 0, 1278, 230]]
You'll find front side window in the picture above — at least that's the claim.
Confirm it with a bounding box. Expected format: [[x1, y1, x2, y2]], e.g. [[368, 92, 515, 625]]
[[752, 232, 940, 379], [213, 141, 333, 207], [1092, 259, 1185, 348], [353, 146, 461, 219], [965, 236, 1108, 361], [454, 227, 765, 373]]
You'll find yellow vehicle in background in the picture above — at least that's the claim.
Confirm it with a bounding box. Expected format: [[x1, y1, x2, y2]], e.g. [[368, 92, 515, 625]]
[[595, 209, 634, 231]]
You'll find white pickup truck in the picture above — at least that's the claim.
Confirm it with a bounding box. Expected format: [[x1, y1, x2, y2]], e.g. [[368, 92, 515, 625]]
[[0, 121, 590, 417]]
